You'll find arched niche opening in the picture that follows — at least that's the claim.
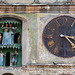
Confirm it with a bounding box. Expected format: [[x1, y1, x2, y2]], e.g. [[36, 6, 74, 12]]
[[14, 32, 21, 43], [0, 14, 28, 66], [0, 17, 22, 66], [6, 52, 10, 66], [3, 73, 14, 75]]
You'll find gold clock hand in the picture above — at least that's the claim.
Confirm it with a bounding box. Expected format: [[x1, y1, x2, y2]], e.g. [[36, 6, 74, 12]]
[[60, 34, 75, 48], [66, 36, 75, 40], [64, 35, 75, 48], [60, 34, 75, 40]]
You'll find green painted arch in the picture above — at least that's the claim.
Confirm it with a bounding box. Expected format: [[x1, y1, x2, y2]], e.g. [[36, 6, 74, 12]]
[[0, 14, 22, 66]]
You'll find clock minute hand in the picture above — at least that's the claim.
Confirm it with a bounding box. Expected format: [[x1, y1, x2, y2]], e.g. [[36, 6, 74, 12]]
[[66, 36, 75, 40], [60, 34, 75, 48]]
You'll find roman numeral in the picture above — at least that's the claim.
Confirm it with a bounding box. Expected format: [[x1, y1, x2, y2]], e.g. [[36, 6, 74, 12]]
[[71, 20, 75, 27], [47, 40, 55, 48]]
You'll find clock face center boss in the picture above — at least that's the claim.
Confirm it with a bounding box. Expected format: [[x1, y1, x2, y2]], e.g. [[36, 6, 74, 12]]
[[43, 16, 75, 58]]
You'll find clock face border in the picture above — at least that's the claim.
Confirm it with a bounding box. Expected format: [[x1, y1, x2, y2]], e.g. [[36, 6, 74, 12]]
[[42, 15, 75, 58]]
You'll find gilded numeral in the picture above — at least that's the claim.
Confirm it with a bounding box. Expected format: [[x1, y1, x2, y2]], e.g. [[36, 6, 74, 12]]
[[56, 20, 60, 26], [63, 17, 67, 23], [54, 46, 59, 54], [48, 40, 55, 48], [51, 29, 55, 32], [71, 20, 75, 27], [48, 27, 50, 29], [47, 35, 53, 38], [66, 18, 67, 22]]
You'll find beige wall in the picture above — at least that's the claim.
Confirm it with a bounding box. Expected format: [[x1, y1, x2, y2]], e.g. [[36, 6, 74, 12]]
[[1, 13, 75, 65], [7, 0, 34, 4], [39, 0, 66, 3], [36, 13, 75, 64], [6, 0, 67, 4], [21, 13, 75, 65], [0, 65, 75, 75], [2, 0, 75, 4]]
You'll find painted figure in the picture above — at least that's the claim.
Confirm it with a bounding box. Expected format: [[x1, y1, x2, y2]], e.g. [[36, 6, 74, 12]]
[[8, 29, 14, 45], [14, 32, 20, 43], [1, 24, 17, 45], [1, 24, 9, 45], [8, 24, 14, 45], [0, 50, 5, 66], [18, 35, 20, 43], [11, 50, 18, 65], [0, 34, 2, 43]]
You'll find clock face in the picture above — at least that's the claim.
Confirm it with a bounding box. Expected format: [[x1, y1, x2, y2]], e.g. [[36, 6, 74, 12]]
[[43, 16, 75, 58]]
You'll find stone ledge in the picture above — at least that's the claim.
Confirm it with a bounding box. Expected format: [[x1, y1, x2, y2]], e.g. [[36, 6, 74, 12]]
[[0, 2, 75, 6], [22, 64, 75, 69], [0, 64, 75, 70]]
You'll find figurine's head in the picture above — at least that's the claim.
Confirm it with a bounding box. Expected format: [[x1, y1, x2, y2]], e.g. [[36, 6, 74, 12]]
[[0, 50, 2, 53], [2, 25, 4, 27], [14, 50, 17, 53], [10, 24, 12, 27], [6, 24, 8, 27]]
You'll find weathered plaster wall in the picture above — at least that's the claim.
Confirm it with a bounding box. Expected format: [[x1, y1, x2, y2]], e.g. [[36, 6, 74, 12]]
[[36, 13, 75, 64], [0, 65, 75, 75], [7, 0, 34, 4], [6, 0, 68, 4], [19, 13, 37, 65], [39, 0, 66, 4], [16, 13, 75, 65]]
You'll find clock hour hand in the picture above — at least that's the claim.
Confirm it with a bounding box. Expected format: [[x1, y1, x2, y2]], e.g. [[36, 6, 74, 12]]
[[60, 34, 75, 48]]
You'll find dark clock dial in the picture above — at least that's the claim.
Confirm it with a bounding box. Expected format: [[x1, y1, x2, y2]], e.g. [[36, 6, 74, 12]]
[[43, 16, 75, 58]]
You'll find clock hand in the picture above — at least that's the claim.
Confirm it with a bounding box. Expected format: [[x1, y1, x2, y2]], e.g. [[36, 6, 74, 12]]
[[60, 34, 75, 48], [60, 34, 75, 40], [66, 36, 75, 40], [65, 36, 75, 48]]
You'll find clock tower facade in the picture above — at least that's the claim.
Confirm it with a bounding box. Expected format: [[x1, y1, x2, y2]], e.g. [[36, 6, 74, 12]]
[[0, 0, 75, 75]]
